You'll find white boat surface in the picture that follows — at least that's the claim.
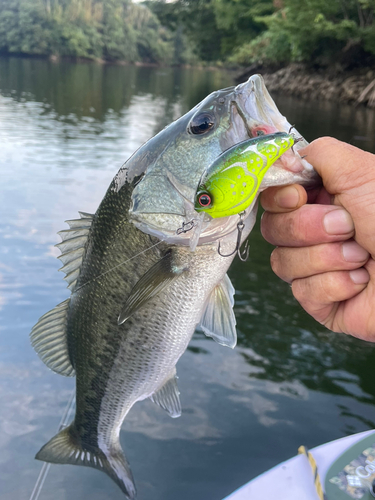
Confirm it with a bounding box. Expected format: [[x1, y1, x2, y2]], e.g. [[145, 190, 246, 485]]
[[223, 429, 375, 500]]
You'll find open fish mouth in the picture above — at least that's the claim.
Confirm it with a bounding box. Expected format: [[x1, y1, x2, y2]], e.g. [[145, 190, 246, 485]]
[[233, 75, 315, 179], [129, 75, 318, 246]]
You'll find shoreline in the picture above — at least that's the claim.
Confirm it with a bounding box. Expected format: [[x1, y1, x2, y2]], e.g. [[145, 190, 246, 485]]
[[0, 52, 219, 70], [2, 53, 375, 108], [236, 63, 375, 109]]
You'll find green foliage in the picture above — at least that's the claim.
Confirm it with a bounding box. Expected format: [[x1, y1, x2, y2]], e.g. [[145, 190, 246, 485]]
[[148, 0, 223, 62], [214, 0, 274, 54], [230, 0, 375, 67], [230, 30, 291, 66], [1, 0, 374, 68], [0, 0, 173, 63], [148, 0, 274, 62]]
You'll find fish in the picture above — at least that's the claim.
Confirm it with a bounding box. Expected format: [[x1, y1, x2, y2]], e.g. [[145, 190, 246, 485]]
[[194, 132, 296, 218], [30, 74, 316, 498]]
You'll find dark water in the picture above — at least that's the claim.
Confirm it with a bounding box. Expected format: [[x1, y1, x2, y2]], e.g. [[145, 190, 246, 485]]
[[1, 57, 375, 500]]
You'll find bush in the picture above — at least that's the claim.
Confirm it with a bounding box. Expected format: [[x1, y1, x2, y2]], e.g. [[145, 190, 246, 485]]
[[229, 0, 375, 67]]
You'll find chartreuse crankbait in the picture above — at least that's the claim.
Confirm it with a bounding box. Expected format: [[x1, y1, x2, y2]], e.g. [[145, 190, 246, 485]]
[[195, 132, 295, 218]]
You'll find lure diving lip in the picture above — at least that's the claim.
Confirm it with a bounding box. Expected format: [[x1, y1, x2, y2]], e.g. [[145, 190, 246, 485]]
[[195, 132, 296, 219]]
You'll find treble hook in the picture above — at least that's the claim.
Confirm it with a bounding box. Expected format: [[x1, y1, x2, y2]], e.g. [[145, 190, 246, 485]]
[[288, 126, 305, 154], [218, 212, 250, 261]]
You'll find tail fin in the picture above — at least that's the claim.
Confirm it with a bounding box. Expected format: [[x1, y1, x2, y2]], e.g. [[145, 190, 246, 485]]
[[35, 424, 136, 499]]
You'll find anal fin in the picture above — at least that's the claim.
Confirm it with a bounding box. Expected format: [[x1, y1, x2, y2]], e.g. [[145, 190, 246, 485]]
[[198, 273, 237, 348], [150, 368, 181, 418]]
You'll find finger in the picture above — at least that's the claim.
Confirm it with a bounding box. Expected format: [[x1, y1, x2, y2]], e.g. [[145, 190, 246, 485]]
[[306, 186, 333, 205], [332, 259, 375, 339], [260, 185, 307, 213], [261, 205, 354, 247], [271, 241, 369, 283], [291, 268, 370, 332], [300, 137, 375, 195], [300, 137, 375, 252]]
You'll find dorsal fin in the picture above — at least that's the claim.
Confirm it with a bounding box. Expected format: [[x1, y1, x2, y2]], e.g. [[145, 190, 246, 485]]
[[30, 299, 75, 376], [55, 212, 94, 292]]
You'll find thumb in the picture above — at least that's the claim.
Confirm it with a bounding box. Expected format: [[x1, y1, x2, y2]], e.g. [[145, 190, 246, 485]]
[[300, 137, 375, 194], [300, 137, 375, 252]]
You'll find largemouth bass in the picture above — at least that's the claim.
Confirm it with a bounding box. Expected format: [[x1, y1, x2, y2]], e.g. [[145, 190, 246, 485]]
[[30, 75, 316, 498]]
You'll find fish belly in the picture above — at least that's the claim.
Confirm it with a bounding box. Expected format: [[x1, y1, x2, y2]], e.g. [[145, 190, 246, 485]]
[[95, 245, 232, 450]]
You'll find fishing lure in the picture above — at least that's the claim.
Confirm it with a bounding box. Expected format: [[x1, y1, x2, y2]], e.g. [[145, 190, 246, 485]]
[[194, 132, 296, 219]]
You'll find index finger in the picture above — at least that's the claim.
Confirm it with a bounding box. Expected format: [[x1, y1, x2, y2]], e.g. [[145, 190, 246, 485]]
[[260, 184, 307, 213]]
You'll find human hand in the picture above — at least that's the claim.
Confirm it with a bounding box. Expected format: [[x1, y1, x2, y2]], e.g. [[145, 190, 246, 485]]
[[260, 137, 375, 341]]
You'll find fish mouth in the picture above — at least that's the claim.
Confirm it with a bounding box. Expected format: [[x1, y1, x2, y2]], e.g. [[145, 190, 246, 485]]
[[234, 75, 293, 133], [232, 75, 317, 186], [130, 75, 319, 247]]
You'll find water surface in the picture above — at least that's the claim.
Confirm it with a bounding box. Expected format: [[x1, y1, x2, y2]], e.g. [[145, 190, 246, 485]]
[[1, 57, 375, 500]]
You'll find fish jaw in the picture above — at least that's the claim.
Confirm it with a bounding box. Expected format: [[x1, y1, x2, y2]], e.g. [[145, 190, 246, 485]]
[[234, 75, 305, 142], [233, 74, 319, 188], [128, 75, 318, 246]]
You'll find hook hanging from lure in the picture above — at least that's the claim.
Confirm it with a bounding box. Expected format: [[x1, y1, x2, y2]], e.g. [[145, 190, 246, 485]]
[[217, 211, 249, 261], [194, 131, 297, 259]]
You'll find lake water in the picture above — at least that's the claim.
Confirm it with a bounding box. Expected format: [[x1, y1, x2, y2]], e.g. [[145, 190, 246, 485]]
[[1, 57, 375, 500]]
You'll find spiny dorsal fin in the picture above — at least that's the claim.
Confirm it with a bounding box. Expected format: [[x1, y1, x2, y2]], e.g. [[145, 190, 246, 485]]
[[30, 299, 75, 377], [198, 273, 237, 349], [150, 368, 181, 418], [118, 252, 187, 325], [55, 212, 94, 292]]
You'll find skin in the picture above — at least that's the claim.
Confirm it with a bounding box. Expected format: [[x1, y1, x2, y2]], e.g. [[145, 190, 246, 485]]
[[260, 137, 375, 341]]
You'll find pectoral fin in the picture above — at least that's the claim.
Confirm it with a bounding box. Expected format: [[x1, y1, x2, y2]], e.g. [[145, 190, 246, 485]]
[[118, 252, 187, 325], [150, 368, 181, 418], [198, 274, 237, 348]]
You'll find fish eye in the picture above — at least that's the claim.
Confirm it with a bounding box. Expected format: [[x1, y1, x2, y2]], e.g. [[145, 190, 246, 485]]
[[189, 113, 215, 135], [198, 193, 212, 207]]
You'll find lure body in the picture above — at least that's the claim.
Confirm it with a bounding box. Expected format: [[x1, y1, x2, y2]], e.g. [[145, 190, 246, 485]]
[[195, 132, 295, 218]]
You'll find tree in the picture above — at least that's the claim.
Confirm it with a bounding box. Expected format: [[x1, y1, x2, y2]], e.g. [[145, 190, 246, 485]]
[[230, 0, 375, 67], [0, 0, 173, 63]]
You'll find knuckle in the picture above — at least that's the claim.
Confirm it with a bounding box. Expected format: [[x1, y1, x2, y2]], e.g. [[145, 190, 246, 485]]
[[260, 188, 276, 210], [260, 212, 278, 243], [270, 249, 282, 277], [287, 208, 307, 244], [314, 243, 337, 270], [260, 211, 270, 240], [319, 273, 338, 302], [291, 278, 310, 304], [270, 248, 295, 282], [314, 136, 339, 149]]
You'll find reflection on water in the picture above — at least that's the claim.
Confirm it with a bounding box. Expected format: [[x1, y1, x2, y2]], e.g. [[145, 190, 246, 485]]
[[1, 57, 375, 500]]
